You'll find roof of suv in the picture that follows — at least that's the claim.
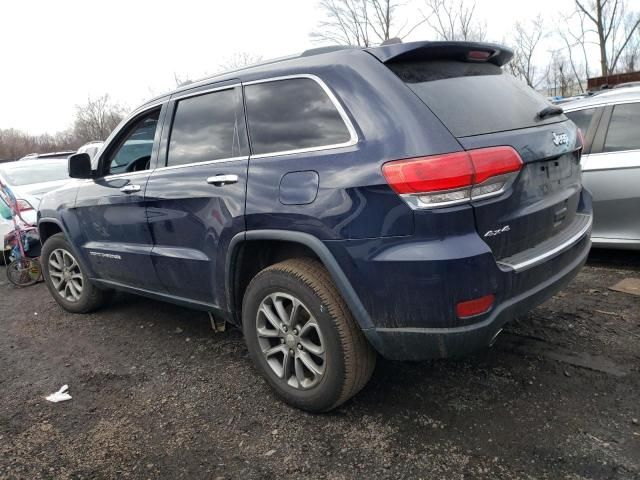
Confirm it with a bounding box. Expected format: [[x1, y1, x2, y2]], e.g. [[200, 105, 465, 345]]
[[563, 86, 640, 111], [142, 41, 513, 108]]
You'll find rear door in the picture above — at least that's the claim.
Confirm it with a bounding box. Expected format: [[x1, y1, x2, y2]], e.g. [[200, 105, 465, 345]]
[[73, 104, 166, 290], [581, 102, 640, 242], [144, 82, 249, 305], [387, 57, 584, 260]]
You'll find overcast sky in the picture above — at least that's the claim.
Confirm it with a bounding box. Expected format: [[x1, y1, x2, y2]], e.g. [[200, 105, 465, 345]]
[[0, 0, 620, 134]]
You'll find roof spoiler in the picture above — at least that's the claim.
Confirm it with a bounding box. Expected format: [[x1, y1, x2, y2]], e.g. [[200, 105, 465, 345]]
[[366, 41, 513, 67]]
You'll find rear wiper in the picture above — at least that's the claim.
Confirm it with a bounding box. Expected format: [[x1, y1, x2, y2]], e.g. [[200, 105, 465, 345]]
[[537, 105, 564, 119]]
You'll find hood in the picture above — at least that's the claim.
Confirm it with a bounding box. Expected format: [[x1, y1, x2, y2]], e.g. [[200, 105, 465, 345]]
[[12, 179, 72, 200]]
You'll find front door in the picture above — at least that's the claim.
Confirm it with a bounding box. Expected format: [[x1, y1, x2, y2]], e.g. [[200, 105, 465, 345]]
[[73, 105, 166, 291], [144, 83, 249, 306]]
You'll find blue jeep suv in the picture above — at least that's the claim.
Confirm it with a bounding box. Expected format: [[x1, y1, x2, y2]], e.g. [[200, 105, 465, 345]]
[[38, 41, 592, 411]]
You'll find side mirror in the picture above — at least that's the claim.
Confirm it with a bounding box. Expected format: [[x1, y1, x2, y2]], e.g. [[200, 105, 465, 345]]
[[68, 153, 93, 179]]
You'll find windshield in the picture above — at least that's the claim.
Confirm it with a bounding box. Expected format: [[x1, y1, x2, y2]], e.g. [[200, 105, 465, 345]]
[[0, 159, 69, 186]]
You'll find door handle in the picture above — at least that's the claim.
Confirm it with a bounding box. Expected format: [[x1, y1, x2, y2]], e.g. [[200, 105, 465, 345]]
[[120, 184, 141, 194], [207, 174, 239, 186]]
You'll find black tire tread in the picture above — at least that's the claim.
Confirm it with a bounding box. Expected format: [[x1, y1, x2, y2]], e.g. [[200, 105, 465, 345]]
[[248, 258, 376, 410]]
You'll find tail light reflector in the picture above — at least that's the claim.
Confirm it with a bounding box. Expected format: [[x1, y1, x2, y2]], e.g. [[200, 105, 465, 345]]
[[16, 199, 34, 212], [456, 294, 495, 318], [382, 146, 522, 209]]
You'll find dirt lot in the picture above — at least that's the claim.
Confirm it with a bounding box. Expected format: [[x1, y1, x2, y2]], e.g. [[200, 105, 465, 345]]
[[1, 250, 639, 479]]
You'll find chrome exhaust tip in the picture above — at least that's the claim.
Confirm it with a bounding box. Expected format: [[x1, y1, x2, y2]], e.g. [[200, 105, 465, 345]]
[[489, 328, 503, 347]]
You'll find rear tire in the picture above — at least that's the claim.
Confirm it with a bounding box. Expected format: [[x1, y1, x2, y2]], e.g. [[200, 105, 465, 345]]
[[242, 258, 376, 412], [41, 233, 113, 313]]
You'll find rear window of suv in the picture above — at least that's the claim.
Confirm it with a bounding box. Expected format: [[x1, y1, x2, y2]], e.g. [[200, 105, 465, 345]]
[[244, 77, 352, 155], [388, 60, 565, 137]]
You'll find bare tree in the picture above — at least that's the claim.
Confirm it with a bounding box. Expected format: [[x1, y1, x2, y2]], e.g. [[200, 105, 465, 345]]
[[546, 51, 579, 97], [0, 127, 79, 160], [557, 8, 593, 93], [73, 94, 125, 144], [422, 0, 486, 42], [574, 0, 640, 75], [174, 72, 193, 88], [219, 52, 264, 71], [312, 0, 425, 46], [618, 14, 640, 71], [507, 15, 546, 88]]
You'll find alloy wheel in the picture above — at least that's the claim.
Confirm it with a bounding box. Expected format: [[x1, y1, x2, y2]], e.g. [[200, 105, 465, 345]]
[[256, 292, 326, 390], [48, 248, 83, 302]]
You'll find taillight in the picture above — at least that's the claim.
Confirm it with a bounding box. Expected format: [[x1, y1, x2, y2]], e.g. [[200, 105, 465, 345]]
[[467, 50, 492, 61], [16, 199, 33, 212], [382, 146, 522, 209]]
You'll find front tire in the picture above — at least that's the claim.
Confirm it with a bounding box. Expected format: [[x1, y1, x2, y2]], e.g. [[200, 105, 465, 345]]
[[242, 258, 376, 412], [41, 233, 113, 313]]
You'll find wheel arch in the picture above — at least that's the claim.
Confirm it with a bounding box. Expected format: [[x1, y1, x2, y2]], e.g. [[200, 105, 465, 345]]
[[38, 218, 64, 244], [38, 217, 95, 278], [225, 230, 376, 336]]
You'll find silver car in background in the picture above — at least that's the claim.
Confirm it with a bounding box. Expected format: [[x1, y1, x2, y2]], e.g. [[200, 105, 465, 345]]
[[563, 87, 640, 250], [0, 158, 72, 224]]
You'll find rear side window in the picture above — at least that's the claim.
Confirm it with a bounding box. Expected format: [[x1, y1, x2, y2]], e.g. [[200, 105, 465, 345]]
[[565, 108, 597, 135], [388, 60, 564, 137], [168, 87, 248, 166], [603, 103, 640, 152], [244, 78, 352, 155]]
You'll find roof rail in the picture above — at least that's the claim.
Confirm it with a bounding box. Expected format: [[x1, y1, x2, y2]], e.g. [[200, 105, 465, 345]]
[[300, 45, 355, 57]]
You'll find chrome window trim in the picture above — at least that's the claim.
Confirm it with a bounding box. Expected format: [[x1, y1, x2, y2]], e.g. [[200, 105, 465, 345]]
[[244, 74, 359, 159], [80, 169, 153, 183], [563, 98, 640, 113], [103, 170, 154, 181], [154, 156, 249, 172], [585, 148, 640, 157], [170, 83, 241, 101]]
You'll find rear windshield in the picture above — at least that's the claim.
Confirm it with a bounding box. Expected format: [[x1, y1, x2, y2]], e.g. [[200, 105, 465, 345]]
[[388, 60, 566, 137]]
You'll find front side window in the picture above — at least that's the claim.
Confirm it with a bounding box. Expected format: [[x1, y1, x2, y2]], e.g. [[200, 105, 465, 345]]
[[603, 103, 640, 152], [106, 109, 160, 175], [244, 77, 352, 155], [565, 107, 598, 136], [167, 87, 248, 167]]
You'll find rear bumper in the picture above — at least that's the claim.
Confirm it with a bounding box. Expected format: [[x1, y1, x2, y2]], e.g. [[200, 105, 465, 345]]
[[362, 234, 591, 360]]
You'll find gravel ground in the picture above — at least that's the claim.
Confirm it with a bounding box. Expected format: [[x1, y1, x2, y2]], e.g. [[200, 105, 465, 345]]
[[1, 249, 639, 479]]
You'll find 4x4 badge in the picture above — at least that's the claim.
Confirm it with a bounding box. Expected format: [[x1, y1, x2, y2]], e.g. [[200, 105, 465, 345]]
[[552, 132, 568, 146], [484, 225, 511, 237]]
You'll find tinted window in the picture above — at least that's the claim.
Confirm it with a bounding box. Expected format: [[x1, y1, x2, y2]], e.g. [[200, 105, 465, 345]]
[[244, 78, 351, 155], [168, 87, 248, 166], [389, 60, 564, 137], [565, 108, 597, 135], [603, 103, 640, 152], [107, 110, 159, 175]]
